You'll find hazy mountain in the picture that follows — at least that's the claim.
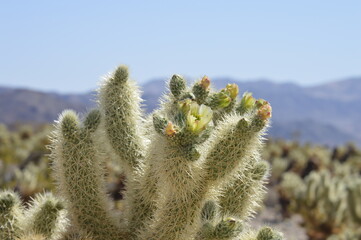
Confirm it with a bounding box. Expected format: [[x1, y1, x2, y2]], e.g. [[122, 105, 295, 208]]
[[269, 120, 358, 146], [141, 79, 167, 111], [1, 77, 360, 146], [0, 87, 95, 124], [307, 78, 361, 102]]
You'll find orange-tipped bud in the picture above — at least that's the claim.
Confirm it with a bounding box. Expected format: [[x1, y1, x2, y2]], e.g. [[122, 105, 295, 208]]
[[257, 102, 272, 121], [165, 122, 177, 136], [255, 99, 268, 108], [200, 76, 211, 89]]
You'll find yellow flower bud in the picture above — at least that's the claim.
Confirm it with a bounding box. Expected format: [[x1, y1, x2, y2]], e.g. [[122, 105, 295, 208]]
[[225, 83, 239, 99], [240, 92, 256, 111], [215, 92, 232, 108]]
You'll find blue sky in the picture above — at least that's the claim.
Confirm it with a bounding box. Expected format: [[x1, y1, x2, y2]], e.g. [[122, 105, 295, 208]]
[[1, 1, 360, 93]]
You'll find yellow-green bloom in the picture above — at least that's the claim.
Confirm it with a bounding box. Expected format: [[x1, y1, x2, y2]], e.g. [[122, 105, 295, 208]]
[[240, 92, 256, 111], [214, 92, 232, 108], [211, 83, 238, 109], [225, 83, 239, 99], [187, 103, 213, 133]]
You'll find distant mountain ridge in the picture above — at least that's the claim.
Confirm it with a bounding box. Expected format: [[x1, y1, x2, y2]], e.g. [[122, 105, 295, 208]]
[[0, 87, 95, 124], [1, 77, 360, 146]]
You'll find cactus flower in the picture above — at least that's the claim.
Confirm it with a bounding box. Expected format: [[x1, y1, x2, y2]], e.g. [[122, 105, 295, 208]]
[[187, 103, 213, 133]]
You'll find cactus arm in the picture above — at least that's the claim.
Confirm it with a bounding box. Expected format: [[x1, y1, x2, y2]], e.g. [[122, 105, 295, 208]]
[[196, 160, 269, 240], [127, 137, 161, 234], [139, 133, 205, 240], [218, 160, 269, 221], [51, 110, 127, 240], [22, 193, 68, 240], [203, 113, 269, 182], [196, 219, 243, 240], [98, 66, 149, 229], [192, 76, 210, 105], [98, 65, 146, 170], [0, 190, 24, 240], [256, 227, 284, 240], [200, 200, 218, 223], [170, 74, 187, 99]]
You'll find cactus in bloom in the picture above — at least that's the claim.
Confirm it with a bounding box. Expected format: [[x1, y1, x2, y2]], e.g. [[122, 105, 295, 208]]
[[50, 65, 280, 239], [2, 65, 282, 240]]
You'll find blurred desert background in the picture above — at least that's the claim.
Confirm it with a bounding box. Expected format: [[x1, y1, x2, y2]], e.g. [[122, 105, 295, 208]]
[[1, 1, 360, 239]]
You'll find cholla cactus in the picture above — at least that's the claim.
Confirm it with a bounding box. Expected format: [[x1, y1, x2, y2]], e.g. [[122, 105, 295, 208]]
[[37, 65, 280, 240], [279, 170, 361, 239], [347, 178, 361, 225], [0, 124, 54, 202]]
